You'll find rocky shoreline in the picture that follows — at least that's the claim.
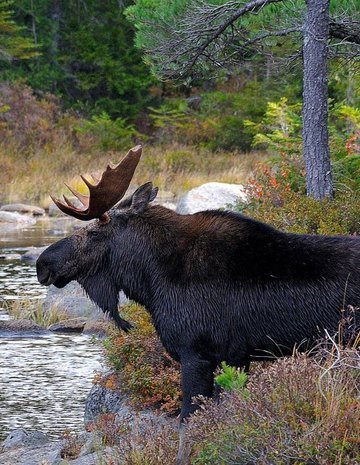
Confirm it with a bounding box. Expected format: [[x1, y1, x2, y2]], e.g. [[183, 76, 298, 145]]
[[0, 376, 177, 465], [0, 182, 247, 464]]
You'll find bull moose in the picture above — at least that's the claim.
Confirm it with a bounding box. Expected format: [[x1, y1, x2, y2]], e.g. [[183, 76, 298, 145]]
[[37, 145, 359, 463]]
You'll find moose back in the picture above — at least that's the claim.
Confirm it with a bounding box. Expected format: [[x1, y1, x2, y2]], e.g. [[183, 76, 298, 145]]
[[37, 146, 360, 423]]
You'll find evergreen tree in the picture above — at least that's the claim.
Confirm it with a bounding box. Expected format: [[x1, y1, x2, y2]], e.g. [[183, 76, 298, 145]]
[[0, 0, 154, 119], [0, 0, 38, 60]]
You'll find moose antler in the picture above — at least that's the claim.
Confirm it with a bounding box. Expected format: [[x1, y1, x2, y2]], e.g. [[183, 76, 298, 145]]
[[50, 145, 142, 222]]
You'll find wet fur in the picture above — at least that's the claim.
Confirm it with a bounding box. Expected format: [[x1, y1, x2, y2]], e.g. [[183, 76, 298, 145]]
[[37, 188, 360, 422]]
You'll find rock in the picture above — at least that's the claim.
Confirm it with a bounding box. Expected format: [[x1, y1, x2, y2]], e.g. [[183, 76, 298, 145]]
[[0, 203, 45, 216], [78, 432, 103, 457], [0, 319, 51, 336], [48, 317, 88, 333], [43, 282, 102, 319], [60, 448, 115, 465], [84, 381, 126, 428], [1, 429, 49, 450], [43, 282, 129, 320], [176, 182, 247, 215], [48, 196, 83, 217], [0, 442, 63, 465], [0, 211, 36, 225], [83, 320, 112, 337], [0, 253, 21, 260], [21, 246, 48, 263], [84, 375, 175, 437]]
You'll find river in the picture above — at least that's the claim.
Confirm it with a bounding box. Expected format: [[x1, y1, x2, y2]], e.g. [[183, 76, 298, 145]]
[[0, 217, 104, 441]]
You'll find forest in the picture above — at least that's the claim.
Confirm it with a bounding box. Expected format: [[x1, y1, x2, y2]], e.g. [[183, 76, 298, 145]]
[[0, 1, 359, 464]]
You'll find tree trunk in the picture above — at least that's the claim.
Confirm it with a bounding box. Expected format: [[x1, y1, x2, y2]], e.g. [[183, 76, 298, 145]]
[[302, 0, 333, 199], [49, 0, 61, 91]]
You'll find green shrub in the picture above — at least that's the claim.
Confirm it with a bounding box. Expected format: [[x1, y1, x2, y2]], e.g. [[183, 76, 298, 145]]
[[215, 362, 248, 393], [76, 111, 141, 151]]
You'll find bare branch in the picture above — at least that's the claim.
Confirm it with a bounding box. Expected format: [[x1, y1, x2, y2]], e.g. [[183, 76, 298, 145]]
[[185, 0, 284, 72]]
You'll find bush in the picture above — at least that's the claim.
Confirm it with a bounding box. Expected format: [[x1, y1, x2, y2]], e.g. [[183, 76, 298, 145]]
[[187, 348, 360, 465], [239, 150, 360, 235], [103, 303, 181, 414], [75, 111, 141, 151], [0, 81, 75, 153]]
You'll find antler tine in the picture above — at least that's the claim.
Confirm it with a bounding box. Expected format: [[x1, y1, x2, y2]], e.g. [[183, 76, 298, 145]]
[[64, 183, 89, 207], [49, 145, 142, 222], [80, 174, 95, 191]]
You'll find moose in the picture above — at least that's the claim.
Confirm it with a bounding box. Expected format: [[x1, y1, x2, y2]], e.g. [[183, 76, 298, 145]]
[[37, 146, 359, 463]]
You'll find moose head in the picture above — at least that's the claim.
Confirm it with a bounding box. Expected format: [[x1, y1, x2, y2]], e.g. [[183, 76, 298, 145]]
[[36, 145, 158, 331]]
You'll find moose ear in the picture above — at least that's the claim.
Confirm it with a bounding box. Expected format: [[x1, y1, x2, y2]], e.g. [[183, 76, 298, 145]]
[[130, 182, 158, 214]]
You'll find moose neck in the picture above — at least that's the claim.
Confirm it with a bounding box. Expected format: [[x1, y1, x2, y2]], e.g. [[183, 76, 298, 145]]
[[110, 205, 200, 310]]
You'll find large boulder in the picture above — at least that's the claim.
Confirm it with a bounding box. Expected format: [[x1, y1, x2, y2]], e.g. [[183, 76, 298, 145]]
[[0, 211, 36, 225], [176, 182, 247, 215], [43, 282, 101, 319], [43, 281, 128, 320], [1, 429, 49, 450], [84, 374, 175, 434], [84, 380, 126, 427], [0, 204, 45, 216]]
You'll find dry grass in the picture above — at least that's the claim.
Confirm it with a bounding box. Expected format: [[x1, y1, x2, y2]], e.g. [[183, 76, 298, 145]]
[[0, 140, 266, 207], [5, 299, 69, 328]]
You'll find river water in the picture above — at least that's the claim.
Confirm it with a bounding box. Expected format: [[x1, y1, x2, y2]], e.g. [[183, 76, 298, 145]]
[[0, 217, 104, 440]]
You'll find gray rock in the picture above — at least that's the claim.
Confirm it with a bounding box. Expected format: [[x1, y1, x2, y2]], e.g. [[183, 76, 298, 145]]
[[48, 317, 88, 333], [60, 449, 114, 465], [43, 282, 102, 319], [0, 203, 45, 216], [84, 381, 126, 427], [21, 246, 48, 263], [78, 432, 103, 457], [0, 319, 51, 336], [176, 182, 247, 215], [84, 375, 175, 436], [0, 442, 63, 465], [1, 429, 49, 449], [43, 282, 129, 320], [83, 320, 111, 337], [0, 253, 21, 260], [0, 211, 36, 225], [114, 403, 175, 437]]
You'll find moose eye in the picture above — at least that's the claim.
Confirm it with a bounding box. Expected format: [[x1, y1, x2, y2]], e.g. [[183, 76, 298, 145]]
[[88, 230, 100, 238]]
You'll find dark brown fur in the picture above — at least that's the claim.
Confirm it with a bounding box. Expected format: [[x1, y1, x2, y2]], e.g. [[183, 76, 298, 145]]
[[37, 183, 360, 424]]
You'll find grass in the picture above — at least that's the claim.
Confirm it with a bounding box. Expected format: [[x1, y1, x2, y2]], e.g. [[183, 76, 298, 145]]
[[4, 298, 69, 328], [0, 140, 266, 207]]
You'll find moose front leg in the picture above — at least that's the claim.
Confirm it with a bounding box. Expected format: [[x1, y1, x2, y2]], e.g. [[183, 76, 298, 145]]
[[176, 353, 216, 465]]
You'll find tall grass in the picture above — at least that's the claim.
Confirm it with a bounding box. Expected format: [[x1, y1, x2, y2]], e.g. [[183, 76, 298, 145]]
[[0, 141, 266, 207], [5, 299, 68, 328]]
